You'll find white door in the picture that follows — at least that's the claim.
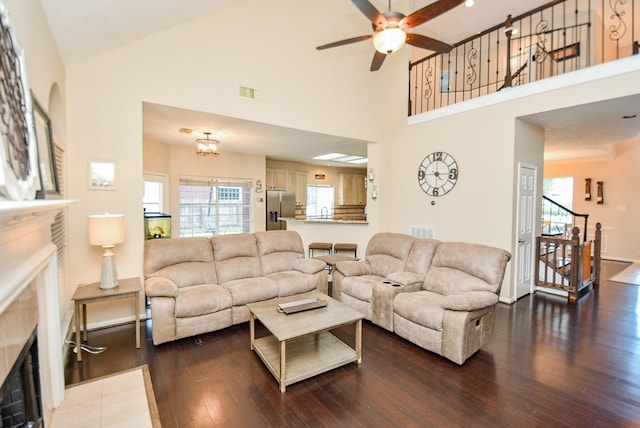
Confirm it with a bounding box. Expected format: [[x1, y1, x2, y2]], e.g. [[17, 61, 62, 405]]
[[516, 164, 536, 299]]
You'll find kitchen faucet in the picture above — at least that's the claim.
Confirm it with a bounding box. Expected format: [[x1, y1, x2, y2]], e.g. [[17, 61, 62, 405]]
[[320, 207, 329, 219]]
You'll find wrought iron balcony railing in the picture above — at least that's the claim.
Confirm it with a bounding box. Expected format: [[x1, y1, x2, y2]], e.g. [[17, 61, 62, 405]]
[[408, 0, 639, 116]]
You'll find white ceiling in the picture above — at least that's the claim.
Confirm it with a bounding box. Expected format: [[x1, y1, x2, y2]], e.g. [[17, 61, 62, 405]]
[[39, 0, 640, 164]]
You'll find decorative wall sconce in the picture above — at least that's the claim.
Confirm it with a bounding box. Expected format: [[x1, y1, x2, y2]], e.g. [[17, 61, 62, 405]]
[[597, 181, 604, 204], [255, 179, 262, 193], [368, 168, 375, 182], [371, 186, 378, 201], [585, 178, 592, 201]]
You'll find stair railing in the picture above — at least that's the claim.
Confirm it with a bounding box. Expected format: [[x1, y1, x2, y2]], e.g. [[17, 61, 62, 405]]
[[541, 195, 589, 242]]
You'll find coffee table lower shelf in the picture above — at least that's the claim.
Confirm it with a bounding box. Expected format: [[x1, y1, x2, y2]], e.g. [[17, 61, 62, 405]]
[[253, 331, 359, 392]]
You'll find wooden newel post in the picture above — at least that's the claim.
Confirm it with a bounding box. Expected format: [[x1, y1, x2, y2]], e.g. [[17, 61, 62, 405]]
[[594, 222, 602, 286], [569, 227, 581, 300]]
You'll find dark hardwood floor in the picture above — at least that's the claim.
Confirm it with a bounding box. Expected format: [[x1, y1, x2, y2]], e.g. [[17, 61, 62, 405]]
[[64, 260, 640, 427]]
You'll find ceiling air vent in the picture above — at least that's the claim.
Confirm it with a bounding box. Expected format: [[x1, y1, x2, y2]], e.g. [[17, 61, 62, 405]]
[[239, 85, 261, 100]]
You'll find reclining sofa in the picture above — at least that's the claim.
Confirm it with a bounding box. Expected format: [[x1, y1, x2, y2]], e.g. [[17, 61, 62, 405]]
[[333, 233, 511, 364], [143, 230, 327, 345]]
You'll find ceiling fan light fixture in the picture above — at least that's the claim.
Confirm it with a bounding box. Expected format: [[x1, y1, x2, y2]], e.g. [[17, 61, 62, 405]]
[[373, 28, 407, 54]]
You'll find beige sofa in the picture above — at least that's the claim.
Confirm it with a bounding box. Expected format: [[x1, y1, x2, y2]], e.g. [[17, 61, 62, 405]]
[[143, 230, 328, 345], [333, 233, 511, 364]]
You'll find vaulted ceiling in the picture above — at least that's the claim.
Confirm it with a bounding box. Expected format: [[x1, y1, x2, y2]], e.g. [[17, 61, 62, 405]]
[[39, 0, 640, 164]]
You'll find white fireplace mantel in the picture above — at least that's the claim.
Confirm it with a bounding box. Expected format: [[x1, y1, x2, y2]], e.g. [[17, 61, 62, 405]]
[[0, 199, 75, 425]]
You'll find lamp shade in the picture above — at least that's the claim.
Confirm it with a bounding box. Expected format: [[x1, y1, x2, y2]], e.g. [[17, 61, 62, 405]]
[[88, 214, 125, 246], [373, 28, 407, 54]]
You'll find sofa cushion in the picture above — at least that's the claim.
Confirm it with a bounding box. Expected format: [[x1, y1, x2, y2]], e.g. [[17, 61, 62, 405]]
[[441, 291, 499, 311], [335, 260, 372, 276], [211, 234, 262, 283], [255, 230, 305, 275], [365, 233, 417, 277], [424, 242, 511, 295], [404, 239, 440, 277], [221, 277, 279, 306], [174, 284, 232, 318], [266, 271, 318, 297], [292, 258, 326, 274], [342, 275, 384, 302], [144, 237, 218, 287], [394, 291, 446, 331], [387, 271, 423, 286]]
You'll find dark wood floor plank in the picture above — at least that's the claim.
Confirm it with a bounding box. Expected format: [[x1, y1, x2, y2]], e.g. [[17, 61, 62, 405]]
[[64, 260, 640, 427]]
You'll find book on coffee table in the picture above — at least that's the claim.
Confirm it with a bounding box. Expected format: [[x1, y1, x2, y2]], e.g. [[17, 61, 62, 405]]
[[277, 297, 328, 314]]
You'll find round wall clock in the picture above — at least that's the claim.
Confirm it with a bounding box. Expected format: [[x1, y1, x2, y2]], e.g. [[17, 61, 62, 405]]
[[418, 152, 458, 197]]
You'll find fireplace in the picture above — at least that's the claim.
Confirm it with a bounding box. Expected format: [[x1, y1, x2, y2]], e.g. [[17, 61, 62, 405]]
[[0, 328, 42, 428], [0, 200, 72, 426]]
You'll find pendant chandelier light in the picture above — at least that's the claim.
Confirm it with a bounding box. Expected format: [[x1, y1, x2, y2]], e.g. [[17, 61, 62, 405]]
[[195, 132, 220, 157]]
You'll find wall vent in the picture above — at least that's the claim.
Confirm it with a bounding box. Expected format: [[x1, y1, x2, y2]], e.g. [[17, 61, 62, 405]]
[[239, 85, 261, 100], [410, 226, 434, 239]]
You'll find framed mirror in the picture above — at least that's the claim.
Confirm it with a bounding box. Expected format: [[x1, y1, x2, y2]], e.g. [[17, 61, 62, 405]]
[[33, 96, 60, 198]]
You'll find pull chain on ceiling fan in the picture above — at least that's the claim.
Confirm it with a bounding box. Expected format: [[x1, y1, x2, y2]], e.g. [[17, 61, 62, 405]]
[[316, 0, 468, 71]]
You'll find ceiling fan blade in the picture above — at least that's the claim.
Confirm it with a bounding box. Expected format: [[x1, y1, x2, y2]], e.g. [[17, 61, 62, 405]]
[[351, 0, 384, 26], [406, 33, 454, 53], [402, 0, 466, 29], [370, 50, 387, 72], [316, 34, 373, 50]]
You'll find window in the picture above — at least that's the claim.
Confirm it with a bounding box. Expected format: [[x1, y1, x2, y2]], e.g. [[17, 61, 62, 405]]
[[143, 173, 168, 213], [179, 177, 252, 237], [306, 185, 334, 218], [543, 177, 573, 209]]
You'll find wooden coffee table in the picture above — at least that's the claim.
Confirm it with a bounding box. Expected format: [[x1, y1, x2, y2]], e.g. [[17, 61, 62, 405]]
[[247, 291, 363, 392]]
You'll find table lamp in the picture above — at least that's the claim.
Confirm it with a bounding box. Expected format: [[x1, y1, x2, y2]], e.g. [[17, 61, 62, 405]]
[[88, 213, 126, 289]]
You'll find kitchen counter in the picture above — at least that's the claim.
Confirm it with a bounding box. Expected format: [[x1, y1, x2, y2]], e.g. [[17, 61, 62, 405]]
[[281, 217, 368, 225]]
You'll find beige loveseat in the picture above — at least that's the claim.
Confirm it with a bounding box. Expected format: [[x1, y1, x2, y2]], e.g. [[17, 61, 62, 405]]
[[143, 230, 327, 345], [333, 233, 511, 364]]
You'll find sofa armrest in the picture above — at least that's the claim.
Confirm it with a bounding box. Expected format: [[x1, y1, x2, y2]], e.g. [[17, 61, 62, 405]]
[[441, 291, 498, 311], [335, 260, 372, 277], [292, 258, 327, 274], [145, 276, 179, 298], [387, 271, 423, 286]]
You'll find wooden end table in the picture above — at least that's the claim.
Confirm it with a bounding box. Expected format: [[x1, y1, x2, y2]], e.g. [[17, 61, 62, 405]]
[[72, 277, 142, 362]]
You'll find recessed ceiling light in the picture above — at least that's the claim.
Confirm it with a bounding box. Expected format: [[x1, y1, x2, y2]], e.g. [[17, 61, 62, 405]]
[[313, 152, 347, 160], [348, 158, 368, 164], [333, 155, 363, 162]]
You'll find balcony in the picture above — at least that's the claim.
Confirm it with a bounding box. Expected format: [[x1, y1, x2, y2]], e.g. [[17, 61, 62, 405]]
[[409, 0, 639, 116]]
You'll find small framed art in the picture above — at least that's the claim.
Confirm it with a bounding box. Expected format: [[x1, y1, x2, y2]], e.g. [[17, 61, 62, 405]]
[[88, 160, 116, 190]]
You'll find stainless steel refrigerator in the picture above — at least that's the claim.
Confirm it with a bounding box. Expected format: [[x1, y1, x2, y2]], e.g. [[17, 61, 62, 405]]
[[266, 190, 296, 230]]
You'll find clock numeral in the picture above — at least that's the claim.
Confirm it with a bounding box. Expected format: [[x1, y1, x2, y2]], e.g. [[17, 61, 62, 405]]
[[434, 152, 443, 161], [432, 187, 439, 196], [449, 168, 458, 180], [418, 169, 425, 181]]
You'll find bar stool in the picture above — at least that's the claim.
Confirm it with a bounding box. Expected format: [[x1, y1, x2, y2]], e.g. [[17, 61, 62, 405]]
[[333, 243, 357, 257], [309, 242, 333, 257]]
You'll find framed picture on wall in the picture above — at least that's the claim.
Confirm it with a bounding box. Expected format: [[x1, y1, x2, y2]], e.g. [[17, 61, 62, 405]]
[[33, 95, 60, 198], [88, 160, 116, 190]]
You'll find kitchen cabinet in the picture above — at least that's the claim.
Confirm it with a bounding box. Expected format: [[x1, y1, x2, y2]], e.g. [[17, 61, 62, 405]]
[[338, 174, 366, 205], [266, 169, 287, 190], [292, 172, 307, 205], [268, 169, 307, 204]]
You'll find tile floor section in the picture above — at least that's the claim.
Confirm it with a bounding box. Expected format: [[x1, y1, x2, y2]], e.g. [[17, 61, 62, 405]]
[[51, 366, 157, 427]]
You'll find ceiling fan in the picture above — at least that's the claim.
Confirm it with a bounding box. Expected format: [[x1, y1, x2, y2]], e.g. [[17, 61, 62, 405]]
[[316, 0, 468, 71]]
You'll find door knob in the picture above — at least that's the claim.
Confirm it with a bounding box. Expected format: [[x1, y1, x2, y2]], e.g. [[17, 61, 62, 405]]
[[518, 239, 525, 243]]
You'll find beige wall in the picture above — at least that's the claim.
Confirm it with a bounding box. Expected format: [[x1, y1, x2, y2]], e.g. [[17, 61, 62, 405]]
[[544, 139, 640, 261]]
